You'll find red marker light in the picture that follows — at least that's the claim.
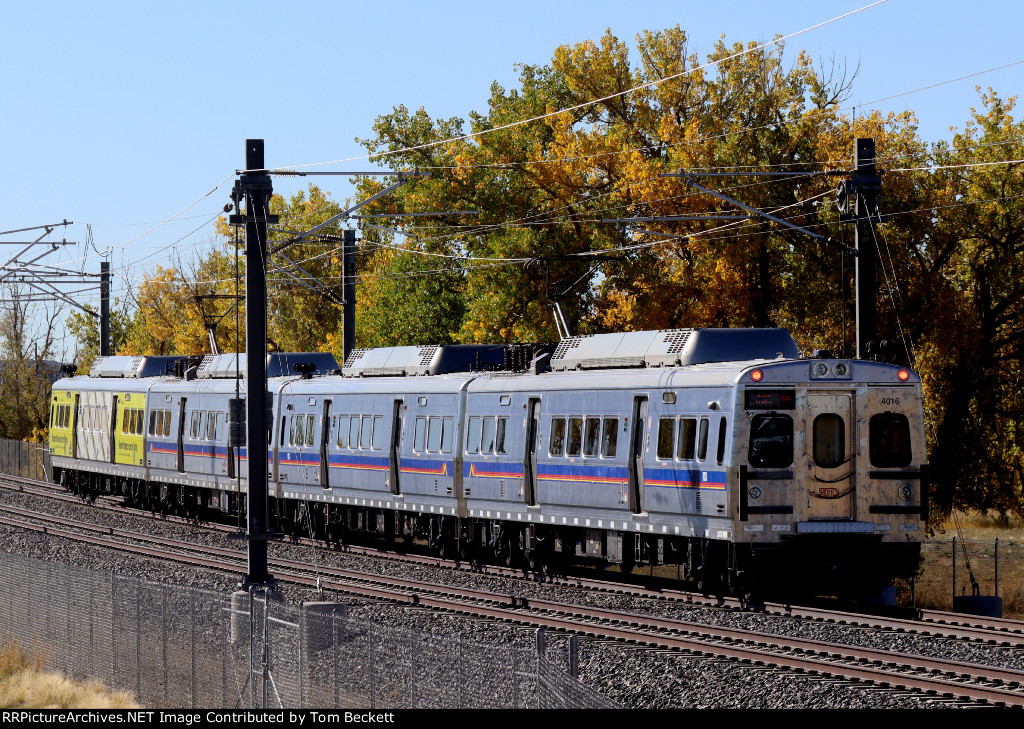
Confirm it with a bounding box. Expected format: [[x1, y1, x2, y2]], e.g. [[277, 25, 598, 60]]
[[897, 369, 910, 382], [750, 369, 764, 382]]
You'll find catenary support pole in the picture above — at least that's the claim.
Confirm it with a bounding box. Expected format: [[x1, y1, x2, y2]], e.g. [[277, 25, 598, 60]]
[[237, 139, 278, 588], [100, 261, 110, 356], [343, 227, 356, 363], [852, 138, 881, 360]]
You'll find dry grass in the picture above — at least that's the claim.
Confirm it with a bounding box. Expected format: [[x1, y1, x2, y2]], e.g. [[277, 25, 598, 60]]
[[894, 511, 1024, 618], [0, 641, 138, 709]]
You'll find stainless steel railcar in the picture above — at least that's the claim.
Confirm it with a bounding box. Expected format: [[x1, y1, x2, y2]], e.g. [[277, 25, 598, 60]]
[[48, 328, 927, 596]]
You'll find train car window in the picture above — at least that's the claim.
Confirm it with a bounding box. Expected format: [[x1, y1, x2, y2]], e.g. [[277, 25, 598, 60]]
[[349, 416, 360, 450], [678, 418, 697, 460], [466, 417, 481, 454], [813, 414, 845, 468], [601, 418, 618, 458], [164, 410, 172, 437], [427, 417, 442, 452], [583, 417, 600, 457], [870, 413, 912, 467], [481, 417, 497, 454], [207, 412, 217, 440], [215, 413, 224, 441], [281, 416, 287, 447], [49, 405, 55, 429], [696, 418, 709, 461], [191, 412, 200, 439], [414, 417, 427, 452], [294, 416, 304, 447], [566, 418, 583, 457], [306, 415, 316, 447], [337, 416, 349, 448], [441, 417, 454, 453], [549, 418, 566, 456], [495, 417, 508, 455], [358, 415, 372, 449], [748, 414, 793, 467], [716, 417, 728, 465], [371, 415, 384, 450], [657, 418, 675, 460], [149, 411, 157, 436], [121, 410, 129, 435]]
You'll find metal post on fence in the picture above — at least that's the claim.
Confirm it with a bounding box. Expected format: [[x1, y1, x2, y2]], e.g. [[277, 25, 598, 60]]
[[409, 627, 417, 709], [249, 590, 257, 709], [66, 564, 72, 677], [299, 608, 306, 709], [111, 571, 116, 689], [222, 600, 229, 708], [136, 583, 141, 700], [333, 613, 339, 710], [162, 584, 168, 706], [191, 589, 197, 707], [952, 536, 957, 603], [369, 623, 376, 710], [458, 633, 464, 710], [995, 537, 999, 597], [89, 576, 95, 679], [512, 648, 519, 709]]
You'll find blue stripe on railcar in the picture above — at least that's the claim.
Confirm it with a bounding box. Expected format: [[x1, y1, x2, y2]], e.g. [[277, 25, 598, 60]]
[[644, 468, 726, 490], [327, 453, 389, 472], [463, 461, 523, 478], [400, 458, 451, 477], [537, 462, 628, 485]]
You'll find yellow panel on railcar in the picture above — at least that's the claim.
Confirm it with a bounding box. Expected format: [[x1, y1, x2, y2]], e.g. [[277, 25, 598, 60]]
[[114, 391, 146, 467], [49, 389, 77, 458]]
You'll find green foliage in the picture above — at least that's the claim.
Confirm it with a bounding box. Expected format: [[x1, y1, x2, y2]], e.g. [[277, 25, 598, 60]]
[[66, 303, 132, 373]]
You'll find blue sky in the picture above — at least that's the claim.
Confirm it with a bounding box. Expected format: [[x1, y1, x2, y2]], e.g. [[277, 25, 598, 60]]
[[0, 0, 1020, 354]]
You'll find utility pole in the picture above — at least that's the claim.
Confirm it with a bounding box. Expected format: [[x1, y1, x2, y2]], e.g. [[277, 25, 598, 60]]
[[343, 227, 356, 362], [233, 139, 278, 589], [837, 138, 882, 359], [100, 261, 110, 356]]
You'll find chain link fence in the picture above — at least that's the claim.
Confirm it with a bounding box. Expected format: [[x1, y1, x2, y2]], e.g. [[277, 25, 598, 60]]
[[0, 551, 618, 709], [0, 438, 51, 482]]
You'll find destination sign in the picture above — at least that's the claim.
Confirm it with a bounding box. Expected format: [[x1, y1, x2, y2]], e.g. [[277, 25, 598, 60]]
[[745, 389, 796, 410]]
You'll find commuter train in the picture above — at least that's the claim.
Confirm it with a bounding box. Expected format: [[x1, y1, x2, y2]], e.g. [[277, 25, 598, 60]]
[[48, 328, 928, 596]]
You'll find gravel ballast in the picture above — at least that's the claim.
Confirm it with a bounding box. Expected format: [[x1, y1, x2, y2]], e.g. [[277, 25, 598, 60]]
[[0, 487, 1017, 709]]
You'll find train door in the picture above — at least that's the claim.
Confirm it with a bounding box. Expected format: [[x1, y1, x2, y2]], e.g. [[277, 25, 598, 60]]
[[177, 397, 187, 473], [627, 396, 648, 514], [319, 399, 333, 489], [71, 393, 80, 460], [388, 399, 403, 495], [804, 392, 855, 520], [109, 395, 119, 465], [523, 398, 540, 506]]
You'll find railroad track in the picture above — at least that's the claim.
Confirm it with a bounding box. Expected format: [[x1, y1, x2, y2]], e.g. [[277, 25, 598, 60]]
[[1, 501, 1022, 707], [2, 471, 1022, 647]]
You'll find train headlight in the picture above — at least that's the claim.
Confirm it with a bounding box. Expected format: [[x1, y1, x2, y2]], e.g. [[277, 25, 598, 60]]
[[748, 485, 763, 501], [898, 484, 913, 501], [832, 362, 848, 377], [750, 369, 764, 382], [898, 368, 911, 382], [813, 362, 829, 378]]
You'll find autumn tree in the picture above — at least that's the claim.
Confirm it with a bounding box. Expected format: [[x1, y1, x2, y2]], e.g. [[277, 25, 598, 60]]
[[0, 286, 63, 441]]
